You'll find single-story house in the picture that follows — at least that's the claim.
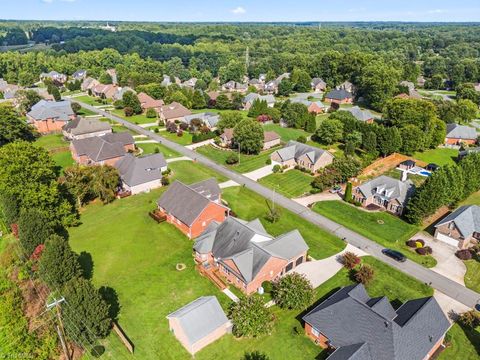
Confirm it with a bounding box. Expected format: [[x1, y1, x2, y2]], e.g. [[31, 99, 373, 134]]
[[248, 78, 265, 92], [243, 93, 275, 110], [264, 73, 290, 94], [194, 217, 309, 295], [167, 296, 231, 355], [27, 100, 76, 134], [62, 117, 112, 140], [81, 77, 100, 92], [137, 92, 164, 112], [311, 78, 327, 92], [353, 175, 415, 215], [445, 124, 478, 145], [92, 84, 117, 99], [156, 179, 229, 239], [70, 132, 135, 166], [303, 283, 450, 360], [271, 141, 334, 172], [159, 102, 192, 123], [291, 98, 327, 114], [182, 112, 220, 130], [40, 71, 67, 85], [434, 205, 480, 248], [398, 159, 416, 171], [324, 89, 353, 104], [72, 70, 87, 80], [115, 153, 167, 195], [222, 81, 248, 93], [345, 106, 374, 123]]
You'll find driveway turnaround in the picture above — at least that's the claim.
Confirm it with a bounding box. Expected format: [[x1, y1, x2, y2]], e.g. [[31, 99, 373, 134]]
[[72, 99, 480, 309]]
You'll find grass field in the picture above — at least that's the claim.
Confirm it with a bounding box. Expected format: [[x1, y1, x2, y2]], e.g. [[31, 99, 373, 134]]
[[136, 142, 181, 158], [259, 170, 313, 198], [413, 148, 458, 166], [161, 130, 193, 145], [112, 109, 157, 125], [312, 201, 437, 268], [196, 145, 276, 173], [222, 186, 345, 260], [439, 323, 480, 360], [76, 107, 97, 116], [461, 191, 480, 206], [51, 151, 74, 173], [74, 95, 107, 106], [263, 124, 311, 142], [464, 258, 480, 293], [35, 134, 68, 151], [191, 108, 250, 119], [168, 160, 227, 183]]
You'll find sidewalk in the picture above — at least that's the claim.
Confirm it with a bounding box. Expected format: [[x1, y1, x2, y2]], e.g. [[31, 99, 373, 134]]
[[186, 139, 214, 150], [243, 164, 274, 181]]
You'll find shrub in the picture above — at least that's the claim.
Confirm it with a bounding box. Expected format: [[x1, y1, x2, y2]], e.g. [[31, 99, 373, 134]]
[[71, 102, 81, 114], [226, 152, 239, 165], [177, 130, 183, 137], [192, 131, 216, 143], [243, 351, 270, 360], [341, 252, 361, 270], [154, 128, 159, 133], [458, 310, 480, 329], [262, 281, 273, 293], [272, 164, 282, 173], [179, 122, 189, 131], [406, 240, 417, 248], [272, 273, 314, 310], [265, 206, 281, 223], [354, 264, 375, 285], [154, 147, 160, 153], [297, 135, 307, 143], [124, 107, 134, 117], [166, 122, 177, 133], [416, 246, 433, 256], [113, 100, 124, 109], [229, 295, 274, 337], [456, 249, 472, 260], [266, 158, 272, 165], [145, 108, 157, 118], [161, 176, 170, 186]]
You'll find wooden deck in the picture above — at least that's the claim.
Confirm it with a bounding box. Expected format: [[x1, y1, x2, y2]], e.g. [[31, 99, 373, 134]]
[[196, 264, 227, 290], [149, 210, 167, 223]]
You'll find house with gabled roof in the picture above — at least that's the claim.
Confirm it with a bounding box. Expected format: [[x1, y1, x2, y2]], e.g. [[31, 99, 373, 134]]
[[72, 70, 87, 80], [40, 71, 67, 85], [182, 112, 220, 130], [70, 132, 134, 166], [445, 124, 477, 145], [220, 129, 280, 150], [345, 106, 375, 124], [221, 81, 248, 93], [194, 216, 309, 295], [353, 175, 415, 215], [27, 100, 76, 134], [159, 102, 192, 123], [115, 153, 167, 195], [303, 283, 450, 360], [271, 140, 334, 172], [81, 77, 100, 92], [324, 89, 353, 104], [62, 117, 112, 140], [137, 92, 164, 112], [92, 83, 116, 99], [311, 78, 327, 92], [291, 98, 327, 114], [167, 296, 231, 355], [434, 205, 480, 248], [243, 93, 275, 110], [156, 179, 229, 239]]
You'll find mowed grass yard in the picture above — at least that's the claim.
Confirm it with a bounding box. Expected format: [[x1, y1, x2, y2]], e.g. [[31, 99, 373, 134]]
[[222, 186, 345, 260], [136, 142, 181, 158], [74, 95, 108, 106], [259, 169, 314, 198], [312, 201, 437, 268], [161, 130, 193, 146], [413, 148, 458, 167], [263, 124, 311, 142], [196, 145, 276, 173], [35, 134, 73, 172], [112, 109, 157, 125]]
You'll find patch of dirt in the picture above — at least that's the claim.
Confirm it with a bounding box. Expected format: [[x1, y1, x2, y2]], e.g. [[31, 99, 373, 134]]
[[422, 206, 450, 229], [18, 278, 50, 331]]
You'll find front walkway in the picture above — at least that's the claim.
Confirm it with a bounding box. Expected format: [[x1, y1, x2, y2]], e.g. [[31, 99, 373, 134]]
[[219, 180, 239, 189], [292, 244, 368, 288], [243, 164, 274, 181], [222, 288, 239, 302], [185, 139, 214, 150], [166, 156, 192, 163], [412, 232, 466, 285], [292, 192, 342, 207]]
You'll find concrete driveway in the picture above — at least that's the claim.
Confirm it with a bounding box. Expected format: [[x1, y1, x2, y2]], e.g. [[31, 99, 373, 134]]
[[243, 164, 274, 181], [293, 192, 342, 207], [412, 232, 466, 285], [292, 244, 367, 288]]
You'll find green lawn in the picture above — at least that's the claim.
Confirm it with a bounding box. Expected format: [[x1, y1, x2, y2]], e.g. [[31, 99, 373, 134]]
[[51, 151, 74, 173], [191, 108, 250, 119], [384, 168, 426, 187], [222, 186, 345, 260], [439, 323, 480, 360], [196, 145, 276, 173], [312, 201, 437, 268], [136, 142, 180, 158], [413, 148, 458, 167], [76, 107, 97, 116], [161, 130, 193, 146], [74, 95, 107, 106], [35, 134, 68, 151], [112, 109, 157, 125], [464, 258, 480, 293], [259, 170, 314, 198], [461, 191, 480, 206], [263, 124, 311, 142], [168, 160, 227, 184]]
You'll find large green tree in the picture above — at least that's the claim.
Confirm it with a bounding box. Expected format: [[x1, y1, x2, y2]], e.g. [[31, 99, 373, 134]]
[[358, 62, 402, 110], [272, 273, 314, 310], [233, 118, 264, 154], [0, 104, 36, 146], [315, 118, 344, 145], [122, 91, 142, 114], [229, 295, 274, 338]]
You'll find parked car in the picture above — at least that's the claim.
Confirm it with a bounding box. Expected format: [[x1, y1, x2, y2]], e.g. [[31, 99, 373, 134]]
[[382, 248, 407, 262], [329, 185, 342, 194]]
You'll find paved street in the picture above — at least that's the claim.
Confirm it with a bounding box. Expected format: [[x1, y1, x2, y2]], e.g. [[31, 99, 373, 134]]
[[73, 99, 480, 309]]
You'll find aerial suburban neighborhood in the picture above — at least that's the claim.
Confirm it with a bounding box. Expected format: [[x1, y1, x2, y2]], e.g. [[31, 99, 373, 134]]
[[1, 3, 480, 360]]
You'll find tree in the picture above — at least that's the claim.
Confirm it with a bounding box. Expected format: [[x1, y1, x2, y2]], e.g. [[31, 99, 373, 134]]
[[291, 68, 311, 92], [15, 90, 42, 113], [377, 127, 402, 156], [88, 166, 120, 204], [272, 273, 314, 310], [277, 79, 293, 96], [458, 310, 480, 329], [229, 295, 274, 337], [456, 83, 479, 104], [219, 59, 245, 83], [400, 125, 426, 155], [226, 152, 239, 165], [281, 102, 311, 129], [362, 131, 378, 156], [248, 99, 269, 118], [344, 182, 353, 202], [215, 94, 232, 110], [354, 264, 375, 285], [63, 278, 111, 345], [358, 62, 402, 110], [217, 111, 244, 132], [38, 235, 82, 288], [332, 157, 362, 182], [315, 118, 344, 145], [145, 107, 157, 118], [243, 351, 270, 360], [341, 252, 361, 270], [0, 104, 36, 146], [99, 72, 113, 84], [233, 119, 264, 154], [70, 102, 82, 115], [124, 107, 134, 117], [18, 209, 55, 255], [50, 86, 61, 101], [192, 89, 207, 109], [456, 99, 478, 123], [122, 91, 142, 114]]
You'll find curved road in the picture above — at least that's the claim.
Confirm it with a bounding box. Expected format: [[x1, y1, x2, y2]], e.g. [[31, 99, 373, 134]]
[[74, 99, 480, 308]]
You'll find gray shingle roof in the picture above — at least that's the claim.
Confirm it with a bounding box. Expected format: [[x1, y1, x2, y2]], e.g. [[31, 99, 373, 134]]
[[274, 141, 333, 164], [194, 217, 308, 283], [357, 175, 415, 207], [115, 153, 167, 187], [71, 132, 133, 162], [182, 112, 220, 128], [446, 124, 477, 140], [62, 118, 112, 136], [243, 93, 275, 105], [303, 284, 450, 360], [345, 106, 374, 122], [290, 98, 326, 109], [435, 205, 480, 239], [325, 89, 353, 101], [157, 179, 223, 226], [28, 100, 74, 122], [166, 296, 228, 347]]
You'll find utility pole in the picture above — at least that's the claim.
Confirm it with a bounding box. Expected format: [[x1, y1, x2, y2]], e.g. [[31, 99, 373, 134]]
[[47, 297, 71, 360]]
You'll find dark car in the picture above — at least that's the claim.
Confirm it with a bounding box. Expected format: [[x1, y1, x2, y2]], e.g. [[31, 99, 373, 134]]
[[382, 248, 407, 262]]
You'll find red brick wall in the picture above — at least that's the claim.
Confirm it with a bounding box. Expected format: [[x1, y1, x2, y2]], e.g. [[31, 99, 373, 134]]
[[304, 323, 329, 348], [445, 138, 476, 145], [424, 335, 445, 359], [189, 202, 228, 239], [32, 119, 67, 134]]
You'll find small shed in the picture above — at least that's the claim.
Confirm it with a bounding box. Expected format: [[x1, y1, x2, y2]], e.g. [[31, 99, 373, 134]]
[[398, 159, 416, 170], [166, 296, 231, 354]]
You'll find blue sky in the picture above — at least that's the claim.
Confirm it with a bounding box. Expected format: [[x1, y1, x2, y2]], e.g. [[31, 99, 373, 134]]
[[2, 0, 480, 22]]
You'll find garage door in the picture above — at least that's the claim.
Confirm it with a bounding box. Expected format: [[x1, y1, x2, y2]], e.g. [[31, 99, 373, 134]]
[[436, 233, 460, 248]]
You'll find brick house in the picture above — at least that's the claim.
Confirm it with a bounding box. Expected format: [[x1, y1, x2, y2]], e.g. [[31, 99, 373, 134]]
[[70, 132, 135, 166], [27, 100, 76, 134], [291, 98, 327, 114], [434, 205, 480, 248], [353, 175, 415, 216], [270, 141, 334, 172], [62, 117, 112, 140], [194, 216, 309, 295], [445, 124, 477, 145], [159, 102, 192, 123], [137, 92, 164, 112], [324, 89, 353, 104], [81, 77, 100, 92], [303, 284, 450, 360], [167, 296, 231, 355], [92, 84, 116, 99], [156, 179, 229, 239], [220, 129, 280, 150]]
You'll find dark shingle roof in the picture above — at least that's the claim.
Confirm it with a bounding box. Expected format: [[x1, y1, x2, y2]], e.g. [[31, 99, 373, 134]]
[[115, 153, 167, 187], [71, 132, 133, 162], [28, 100, 74, 121], [325, 89, 353, 101], [446, 124, 477, 140], [274, 140, 333, 164], [62, 118, 111, 136]]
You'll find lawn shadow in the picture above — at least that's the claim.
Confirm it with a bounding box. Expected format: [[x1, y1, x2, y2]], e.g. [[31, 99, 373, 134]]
[[423, 210, 452, 235], [99, 286, 121, 321], [78, 251, 94, 280], [460, 324, 480, 356]]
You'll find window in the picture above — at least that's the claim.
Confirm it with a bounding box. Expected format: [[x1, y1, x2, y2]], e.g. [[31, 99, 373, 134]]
[[295, 256, 304, 266], [202, 221, 206, 227], [311, 327, 320, 337]]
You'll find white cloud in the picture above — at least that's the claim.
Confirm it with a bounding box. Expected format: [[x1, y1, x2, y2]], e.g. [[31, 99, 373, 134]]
[[231, 6, 246, 15], [427, 9, 446, 14]]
